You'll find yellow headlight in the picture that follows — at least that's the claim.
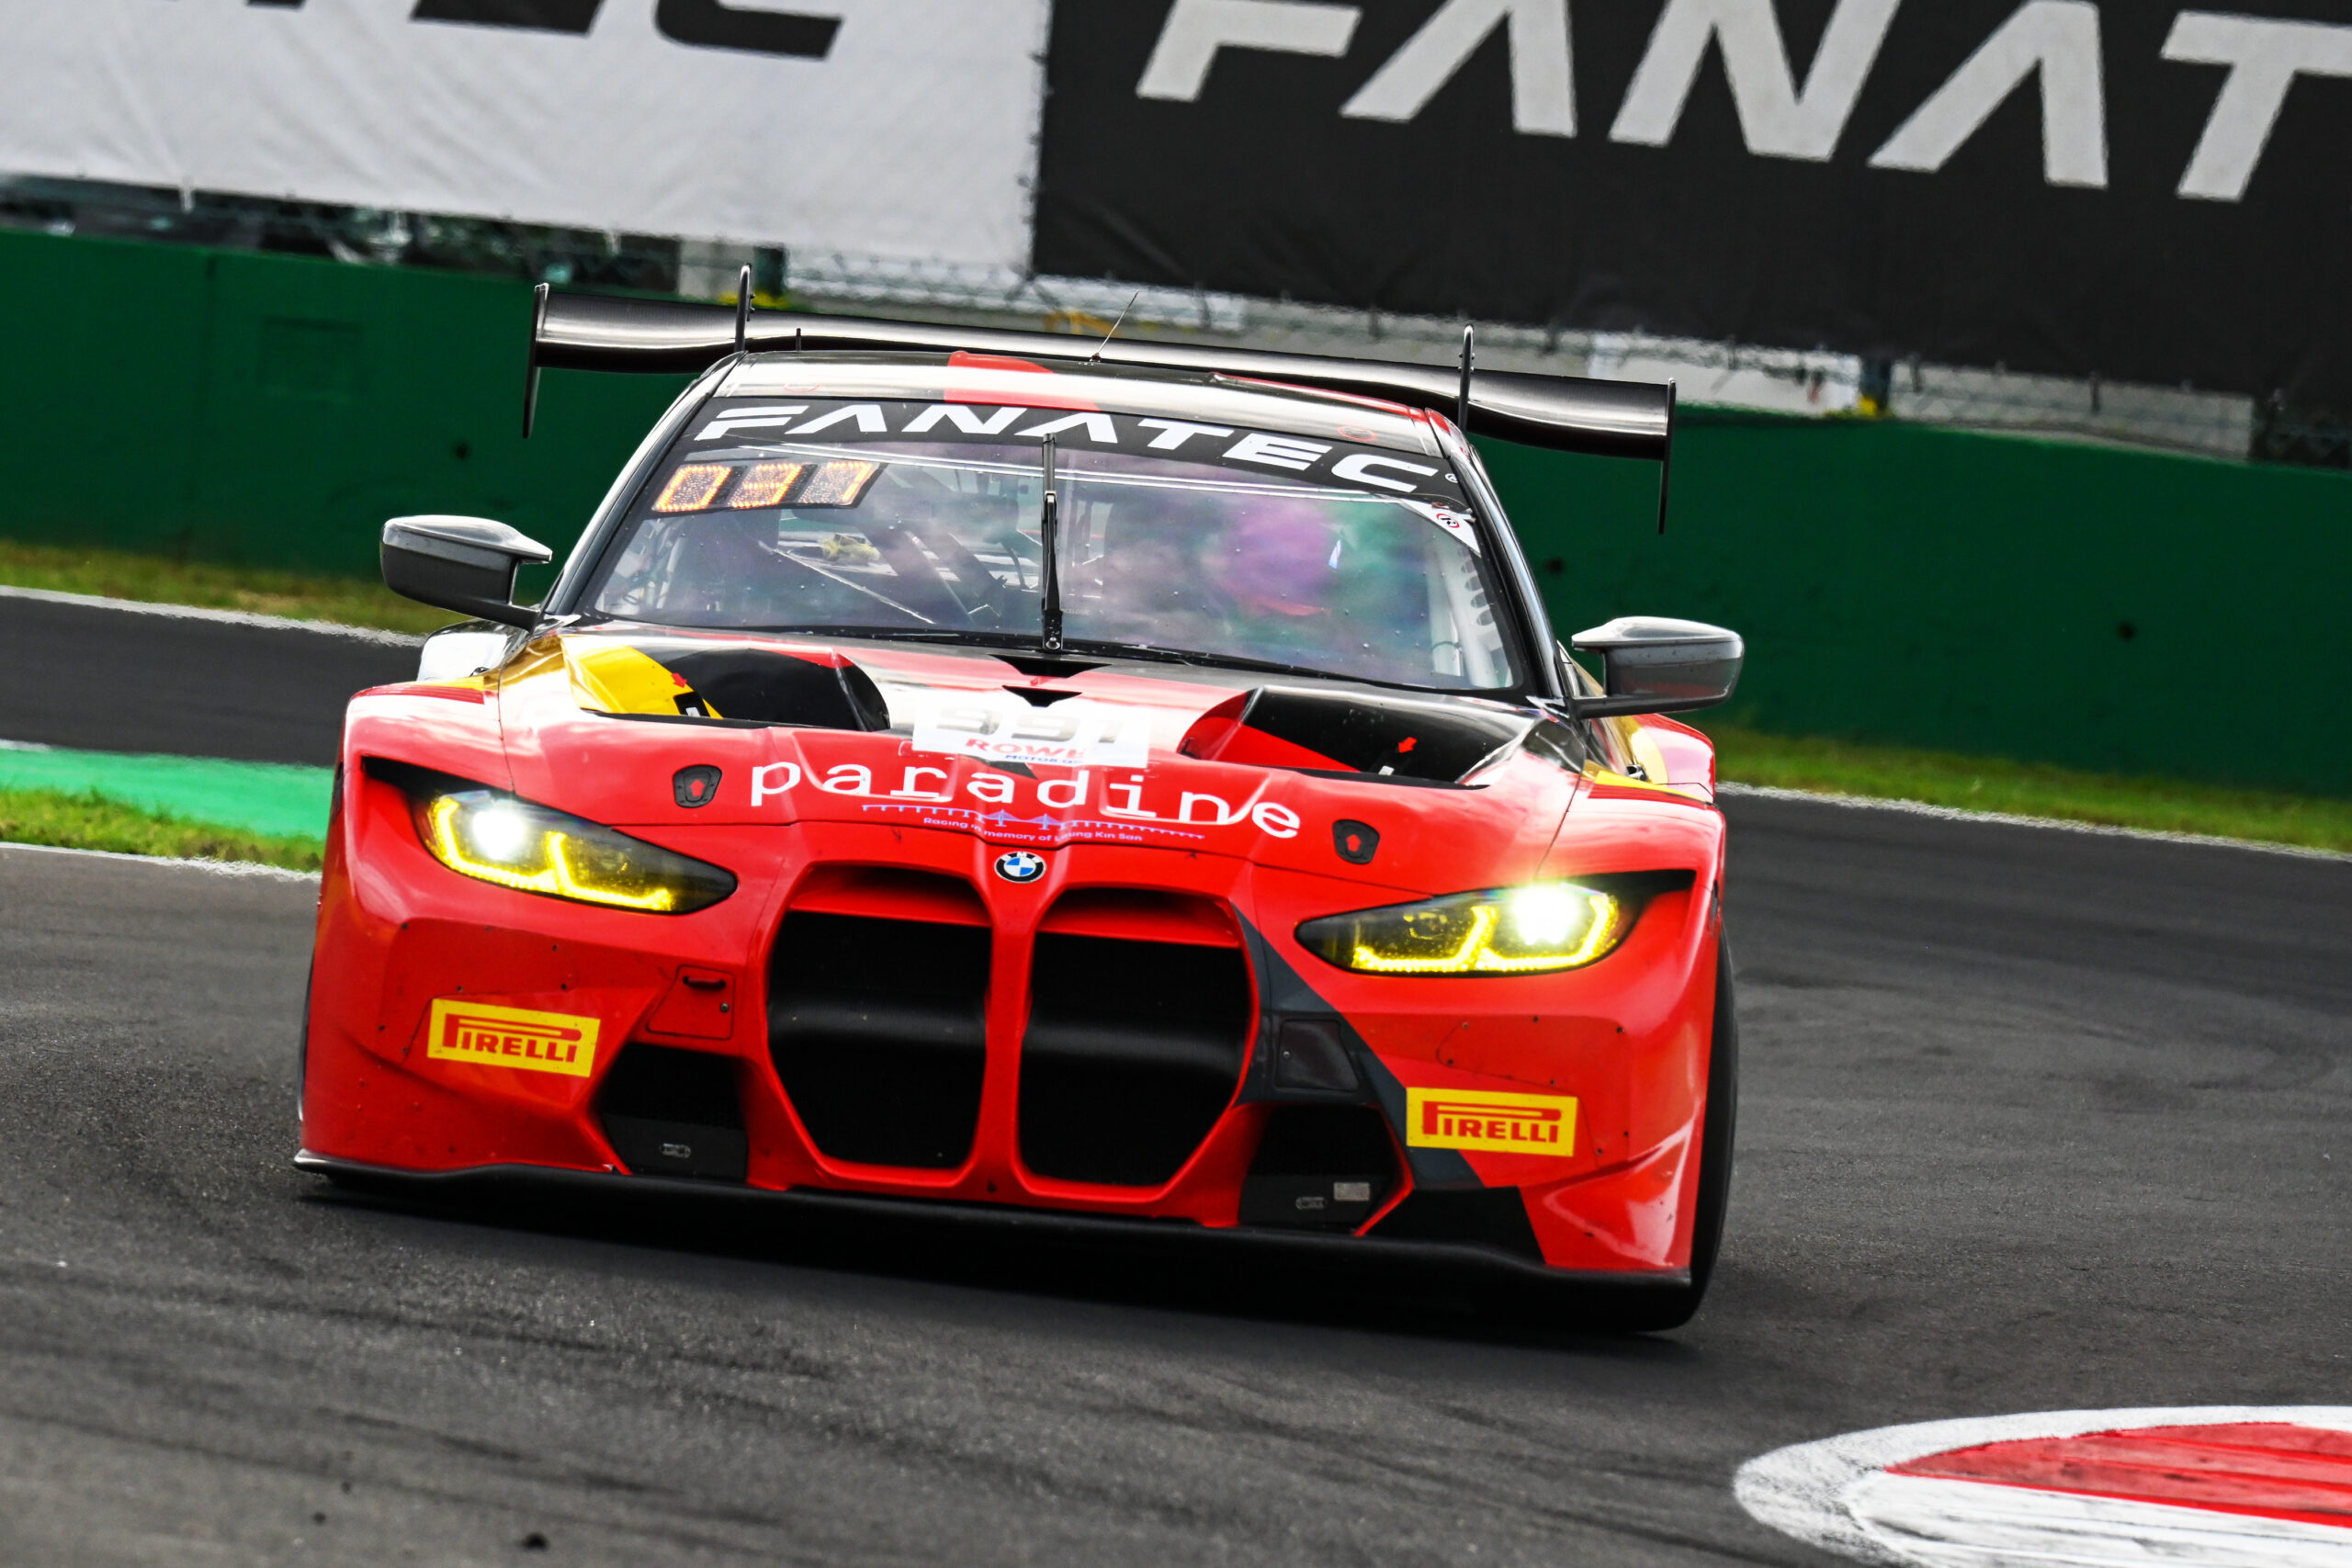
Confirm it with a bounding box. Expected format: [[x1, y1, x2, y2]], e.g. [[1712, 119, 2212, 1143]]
[[414, 791, 735, 914], [1297, 883, 1634, 976]]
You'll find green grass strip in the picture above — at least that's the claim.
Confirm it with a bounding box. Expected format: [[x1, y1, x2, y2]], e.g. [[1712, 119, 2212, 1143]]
[[0, 538, 461, 636], [0, 745, 334, 840], [3, 544, 2344, 856], [0, 786, 322, 872], [1702, 724, 2352, 854], [2, 728, 2339, 869]]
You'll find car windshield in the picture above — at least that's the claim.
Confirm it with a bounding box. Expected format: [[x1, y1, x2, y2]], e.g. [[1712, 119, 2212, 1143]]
[[582, 397, 1519, 691]]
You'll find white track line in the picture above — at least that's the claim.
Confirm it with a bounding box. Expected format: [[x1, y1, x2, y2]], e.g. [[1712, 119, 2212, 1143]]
[[0, 784, 2336, 874], [1718, 781, 2351, 863], [0, 583, 422, 648], [0, 840, 318, 882], [0, 597, 2334, 869]]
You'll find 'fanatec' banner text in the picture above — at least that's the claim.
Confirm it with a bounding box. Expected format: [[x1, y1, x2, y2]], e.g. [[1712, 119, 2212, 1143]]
[[0, 0, 1046, 270], [1034, 0, 2352, 402]]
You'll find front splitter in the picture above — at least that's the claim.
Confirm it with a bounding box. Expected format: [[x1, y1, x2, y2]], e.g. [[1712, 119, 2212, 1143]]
[[293, 1149, 1691, 1310]]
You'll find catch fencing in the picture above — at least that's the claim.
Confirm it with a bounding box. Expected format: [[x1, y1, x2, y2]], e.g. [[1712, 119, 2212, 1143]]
[[782, 251, 2272, 463]]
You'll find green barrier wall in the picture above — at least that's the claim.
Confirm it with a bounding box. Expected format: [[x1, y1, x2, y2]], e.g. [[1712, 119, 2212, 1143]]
[[1, 230, 2345, 793], [1486, 418, 2350, 795], [0, 228, 687, 583]]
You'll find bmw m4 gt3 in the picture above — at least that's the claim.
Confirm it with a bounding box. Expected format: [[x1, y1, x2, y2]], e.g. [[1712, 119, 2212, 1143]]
[[298, 299, 1744, 1329]]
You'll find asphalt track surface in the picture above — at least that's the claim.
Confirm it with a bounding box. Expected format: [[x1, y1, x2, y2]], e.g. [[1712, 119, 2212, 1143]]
[[0, 591, 416, 764], [2, 784, 2346, 1565], [3, 596, 2347, 1563]]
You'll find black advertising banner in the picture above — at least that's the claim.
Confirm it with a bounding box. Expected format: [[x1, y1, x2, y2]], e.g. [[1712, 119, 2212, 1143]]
[[1034, 0, 2352, 402]]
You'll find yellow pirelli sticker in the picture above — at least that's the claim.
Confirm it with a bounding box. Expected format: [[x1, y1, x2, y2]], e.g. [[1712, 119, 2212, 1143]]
[[1406, 1088, 1578, 1156], [425, 999, 600, 1078]]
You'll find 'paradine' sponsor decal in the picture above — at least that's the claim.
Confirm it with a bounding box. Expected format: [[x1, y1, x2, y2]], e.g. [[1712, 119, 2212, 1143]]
[[1736, 1407, 2352, 1568], [1405, 1088, 1577, 1156], [425, 999, 600, 1078], [746, 756, 1301, 848]]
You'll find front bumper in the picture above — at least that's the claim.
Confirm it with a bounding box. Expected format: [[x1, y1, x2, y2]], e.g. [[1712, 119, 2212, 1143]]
[[304, 765, 1721, 1280]]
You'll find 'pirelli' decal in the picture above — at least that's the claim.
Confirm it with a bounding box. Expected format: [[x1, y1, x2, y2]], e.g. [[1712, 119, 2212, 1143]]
[[1405, 1088, 1577, 1156], [425, 999, 600, 1078]]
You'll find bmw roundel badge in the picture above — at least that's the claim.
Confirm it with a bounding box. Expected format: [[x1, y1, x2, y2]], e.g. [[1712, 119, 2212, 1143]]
[[993, 850, 1046, 884]]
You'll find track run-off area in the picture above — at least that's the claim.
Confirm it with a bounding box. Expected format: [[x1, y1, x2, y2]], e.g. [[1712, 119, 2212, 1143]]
[[0, 787, 2344, 1563]]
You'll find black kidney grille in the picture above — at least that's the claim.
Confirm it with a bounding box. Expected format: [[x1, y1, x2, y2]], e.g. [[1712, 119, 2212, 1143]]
[[1018, 934, 1252, 1188], [769, 911, 990, 1169]]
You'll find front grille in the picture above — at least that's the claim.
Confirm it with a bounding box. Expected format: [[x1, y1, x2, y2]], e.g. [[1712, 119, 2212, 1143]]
[[596, 1043, 748, 1182], [769, 908, 990, 1168], [1018, 932, 1252, 1187]]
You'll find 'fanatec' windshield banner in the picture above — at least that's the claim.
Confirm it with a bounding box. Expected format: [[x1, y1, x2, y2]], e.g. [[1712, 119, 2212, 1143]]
[[1033, 0, 2352, 403], [0, 0, 1046, 271]]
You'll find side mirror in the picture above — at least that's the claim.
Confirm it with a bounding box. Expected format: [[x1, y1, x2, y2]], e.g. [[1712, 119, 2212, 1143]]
[[381, 515, 552, 630], [1567, 616, 1744, 716]]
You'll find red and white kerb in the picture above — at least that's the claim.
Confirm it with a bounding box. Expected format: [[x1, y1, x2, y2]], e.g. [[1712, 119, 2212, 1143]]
[[1736, 1406, 2352, 1566]]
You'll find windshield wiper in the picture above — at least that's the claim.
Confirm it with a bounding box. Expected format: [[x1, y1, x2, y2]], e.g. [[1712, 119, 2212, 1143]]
[[1070, 642, 1200, 667], [1061, 639, 1354, 682], [1037, 434, 1064, 654], [734, 625, 1032, 648]]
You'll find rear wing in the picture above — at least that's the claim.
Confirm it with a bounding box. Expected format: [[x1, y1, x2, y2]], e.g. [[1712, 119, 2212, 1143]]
[[525, 287, 1677, 527]]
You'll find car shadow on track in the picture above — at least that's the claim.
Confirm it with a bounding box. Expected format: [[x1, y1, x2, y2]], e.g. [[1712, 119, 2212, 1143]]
[[299, 1172, 1702, 1356]]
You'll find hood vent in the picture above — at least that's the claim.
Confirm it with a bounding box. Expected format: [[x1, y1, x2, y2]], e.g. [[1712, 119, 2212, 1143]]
[[1178, 687, 1528, 784], [658, 647, 888, 729], [569, 637, 889, 730]]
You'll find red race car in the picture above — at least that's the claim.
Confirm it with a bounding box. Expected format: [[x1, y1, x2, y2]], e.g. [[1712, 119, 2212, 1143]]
[[299, 295, 1745, 1329]]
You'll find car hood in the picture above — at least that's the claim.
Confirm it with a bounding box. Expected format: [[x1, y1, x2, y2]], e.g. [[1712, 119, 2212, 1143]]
[[489, 625, 1591, 893]]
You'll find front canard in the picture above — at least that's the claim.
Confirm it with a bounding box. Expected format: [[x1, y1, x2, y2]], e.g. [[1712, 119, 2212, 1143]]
[[1406, 1088, 1578, 1156], [425, 999, 600, 1077]]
